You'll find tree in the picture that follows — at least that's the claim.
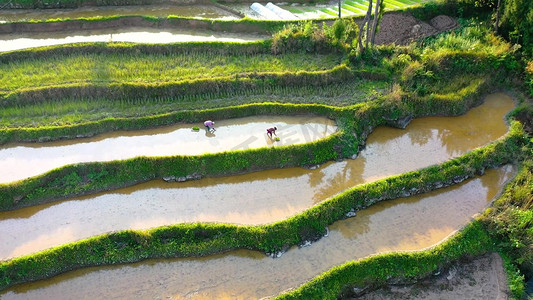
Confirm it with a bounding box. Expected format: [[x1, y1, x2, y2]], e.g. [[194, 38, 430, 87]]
[[357, 0, 372, 54], [494, 0, 502, 33], [357, 0, 384, 54], [370, 0, 385, 46]]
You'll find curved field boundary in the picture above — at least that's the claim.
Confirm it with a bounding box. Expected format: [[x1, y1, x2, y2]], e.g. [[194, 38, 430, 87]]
[[0, 125, 529, 292], [0, 77, 495, 211], [275, 220, 495, 299], [0, 65, 355, 109], [0, 75, 502, 211], [0, 15, 288, 34], [0, 40, 274, 63], [277, 155, 533, 299]]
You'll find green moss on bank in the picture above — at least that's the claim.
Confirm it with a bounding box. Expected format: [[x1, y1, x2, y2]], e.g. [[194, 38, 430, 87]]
[[275, 221, 494, 299], [0, 125, 528, 292]]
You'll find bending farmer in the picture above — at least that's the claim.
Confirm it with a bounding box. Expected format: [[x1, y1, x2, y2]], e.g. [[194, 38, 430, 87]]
[[266, 127, 277, 138], [204, 120, 215, 132]]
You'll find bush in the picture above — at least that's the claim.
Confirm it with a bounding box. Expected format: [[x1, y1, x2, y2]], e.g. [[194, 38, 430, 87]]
[[271, 21, 342, 55]]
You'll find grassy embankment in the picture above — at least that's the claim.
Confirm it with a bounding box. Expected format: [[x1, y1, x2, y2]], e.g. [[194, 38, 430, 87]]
[[1, 17, 532, 294], [275, 151, 532, 300], [0, 20, 522, 208], [0, 3, 532, 297], [276, 15, 533, 300], [0, 122, 529, 291]]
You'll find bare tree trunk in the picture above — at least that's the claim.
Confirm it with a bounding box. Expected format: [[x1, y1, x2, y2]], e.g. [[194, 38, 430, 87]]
[[370, 0, 381, 46], [494, 0, 502, 33], [365, 0, 372, 50], [338, 0, 341, 18], [357, 9, 370, 54]]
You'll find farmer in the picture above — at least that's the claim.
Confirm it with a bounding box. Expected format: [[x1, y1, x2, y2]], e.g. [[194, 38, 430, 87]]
[[266, 126, 277, 138], [204, 120, 215, 132]]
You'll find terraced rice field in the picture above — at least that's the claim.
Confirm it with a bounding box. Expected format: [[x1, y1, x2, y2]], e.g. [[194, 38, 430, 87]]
[[0, 1, 532, 299], [281, 0, 429, 19]]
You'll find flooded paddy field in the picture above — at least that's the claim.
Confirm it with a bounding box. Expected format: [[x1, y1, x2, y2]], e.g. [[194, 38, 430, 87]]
[[0, 27, 268, 52], [0, 165, 516, 299], [0, 4, 240, 23], [0, 115, 336, 184], [0, 94, 514, 260]]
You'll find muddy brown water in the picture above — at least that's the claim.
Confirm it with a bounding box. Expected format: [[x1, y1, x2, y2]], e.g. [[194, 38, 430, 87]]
[[0, 94, 514, 260], [0, 116, 336, 184], [0, 4, 240, 23], [0, 26, 269, 52], [0, 165, 517, 299]]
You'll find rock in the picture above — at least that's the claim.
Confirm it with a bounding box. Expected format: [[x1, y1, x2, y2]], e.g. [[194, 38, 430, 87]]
[[267, 250, 285, 258], [345, 210, 357, 218], [383, 114, 414, 129], [453, 175, 468, 184], [352, 286, 368, 297], [303, 164, 320, 170], [400, 189, 411, 197], [177, 176, 187, 182], [13, 195, 23, 203], [299, 240, 312, 248], [351, 153, 358, 160], [163, 176, 176, 182], [411, 24, 421, 34], [446, 267, 457, 281], [429, 15, 458, 32]]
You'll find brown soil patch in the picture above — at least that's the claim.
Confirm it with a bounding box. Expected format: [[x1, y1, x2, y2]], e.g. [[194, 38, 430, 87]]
[[352, 253, 510, 300], [375, 12, 458, 45]]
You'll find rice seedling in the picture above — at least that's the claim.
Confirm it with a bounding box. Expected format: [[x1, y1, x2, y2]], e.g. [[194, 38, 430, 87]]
[[0, 51, 343, 92], [0, 80, 388, 128]]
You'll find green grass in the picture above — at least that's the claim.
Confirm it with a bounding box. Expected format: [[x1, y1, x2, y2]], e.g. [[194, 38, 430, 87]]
[[345, 1, 370, 11], [0, 6, 531, 297], [0, 130, 528, 291], [0, 52, 343, 92], [275, 220, 495, 299], [0, 80, 389, 128], [342, 5, 365, 15]]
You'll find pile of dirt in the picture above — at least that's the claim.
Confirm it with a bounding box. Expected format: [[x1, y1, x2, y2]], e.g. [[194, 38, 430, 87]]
[[353, 253, 510, 299], [375, 12, 458, 45]]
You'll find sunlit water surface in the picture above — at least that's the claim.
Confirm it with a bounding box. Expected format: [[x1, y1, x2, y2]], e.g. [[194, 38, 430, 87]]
[[0, 115, 336, 183], [0, 94, 514, 261]]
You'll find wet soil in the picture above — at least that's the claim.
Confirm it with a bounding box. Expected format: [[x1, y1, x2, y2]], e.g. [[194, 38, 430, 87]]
[[0, 115, 336, 183], [374, 13, 457, 46], [0, 94, 514, 261], [0, 26, 268, 52], [0, 166, 516, 299], [0, 4, 239, 23], [354, 253, 510, 300]]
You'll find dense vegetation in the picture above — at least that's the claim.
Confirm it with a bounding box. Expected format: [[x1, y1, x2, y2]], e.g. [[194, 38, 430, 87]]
[[0, 0, 532, 298]]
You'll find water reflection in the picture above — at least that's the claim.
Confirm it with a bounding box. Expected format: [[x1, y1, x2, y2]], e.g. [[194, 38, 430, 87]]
[[0, 165, 516, 299], [0, 116, 336, 183], [0, 94, 514, 260], [0, 27, 268, 52], [0, 4, 239, 23]]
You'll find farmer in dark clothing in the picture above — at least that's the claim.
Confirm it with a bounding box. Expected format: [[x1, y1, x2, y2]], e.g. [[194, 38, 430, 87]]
[[266, 127, 277, 138]]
